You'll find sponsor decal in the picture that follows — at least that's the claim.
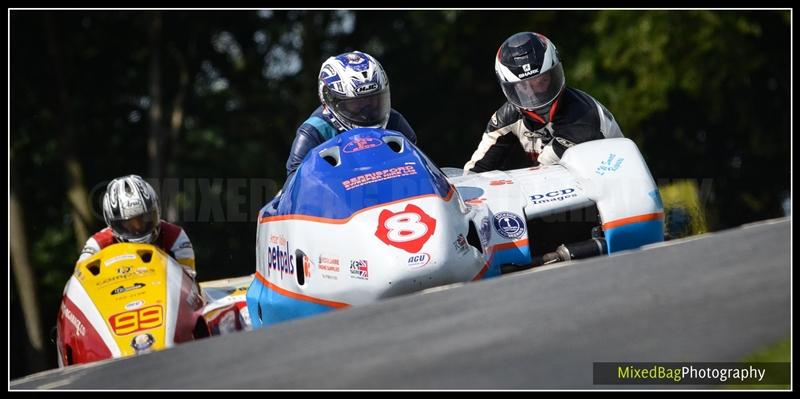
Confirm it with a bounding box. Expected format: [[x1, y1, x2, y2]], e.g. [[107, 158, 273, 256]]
[[350, 260, 369, 280], [453, 234, 469, 253], [407, 253, 431, 268], [319, 256, 340, 280], [493, 212, 526, 239], [342, 165, 417, 190], [104, 254, 137, 266], [302, 255, 313, 279], [355, 82, 379, 94], [179, 241, 193, 249], [80, 246, 97, 256], [529, 188, 578, 205], [269, 235, 288, 245], [480, 217, 492, 247], [517, 67, 539, 78], [342, 136, 383, 154], [60, 304, 86, 336], [96, 274, 133, 287], [111, 282, 146, 295], [596, 153, 624, 176], [375, 204, 437, 253], [125, 299, 145, 310], [266, 238, 294, 278], [96, 267, 155, 287], [123, 199, 142, 209], [131, 333, 155, 354], [522, 63, 531, 72], [318, 256, 340, 272], [489, 180, 514, 186], [109, 305, 163, 336]]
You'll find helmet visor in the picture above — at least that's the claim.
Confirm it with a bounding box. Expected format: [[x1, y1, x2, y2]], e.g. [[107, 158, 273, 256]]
[[110, 210, 158, 241], [331, 88, 391, 127], [500, 63, 565, 110]]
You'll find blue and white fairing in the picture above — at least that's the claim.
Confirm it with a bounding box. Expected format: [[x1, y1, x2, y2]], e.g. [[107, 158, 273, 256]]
[[247, 129, 530, 328], [247, 128, 664, 328], [450, 137, 666, 256]]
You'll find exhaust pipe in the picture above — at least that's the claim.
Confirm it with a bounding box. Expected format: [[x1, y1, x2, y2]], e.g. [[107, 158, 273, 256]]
[[500, 238, 608, 274], [530, 238, 608, 267]]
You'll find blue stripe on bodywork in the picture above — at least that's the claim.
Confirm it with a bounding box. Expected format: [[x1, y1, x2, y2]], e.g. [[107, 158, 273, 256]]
[[487, 244, 532, 278], [246, 277, 334, 329], [245, 278, 265, 329], [604, 220, 664, 253]]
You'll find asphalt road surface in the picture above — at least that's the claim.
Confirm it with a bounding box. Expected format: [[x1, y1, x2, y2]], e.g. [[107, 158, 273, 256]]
[[11, 218, 790, 389]]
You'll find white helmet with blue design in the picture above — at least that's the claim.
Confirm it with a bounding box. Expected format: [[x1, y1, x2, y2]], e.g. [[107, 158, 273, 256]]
[[318, 51, 391, 131]]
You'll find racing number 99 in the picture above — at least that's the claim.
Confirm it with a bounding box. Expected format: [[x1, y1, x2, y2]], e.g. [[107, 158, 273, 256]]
[[109, 305, 163, 335]]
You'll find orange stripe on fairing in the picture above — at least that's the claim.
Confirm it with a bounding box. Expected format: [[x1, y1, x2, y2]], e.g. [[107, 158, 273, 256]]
[[472, 239, 529, 281], [259, 186, 455, 225], [602, 212, 665, 230], [254, 272, 349, 309], [492, 239, 529, 252], [472, 254, 493, 281]]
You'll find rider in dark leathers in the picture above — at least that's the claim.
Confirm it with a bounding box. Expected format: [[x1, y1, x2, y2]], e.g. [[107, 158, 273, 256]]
[[464, 32, 623, 173], [286, 51, 416, 180]]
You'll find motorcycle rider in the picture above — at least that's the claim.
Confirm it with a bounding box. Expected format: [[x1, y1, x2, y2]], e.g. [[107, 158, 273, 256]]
[[464, 32, 624, 173], [78, 174, 197, 279], [285, 50, 417, 179]]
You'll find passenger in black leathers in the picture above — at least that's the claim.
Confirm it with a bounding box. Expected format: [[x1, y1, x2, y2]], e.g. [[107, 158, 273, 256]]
[[464, 32, 623, 173]]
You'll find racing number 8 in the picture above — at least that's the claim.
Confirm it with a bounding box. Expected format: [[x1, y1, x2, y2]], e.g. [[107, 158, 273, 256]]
[[384, 212, 429, 243], [375, 204, 436, 253]]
